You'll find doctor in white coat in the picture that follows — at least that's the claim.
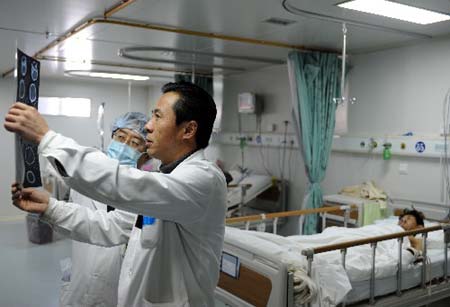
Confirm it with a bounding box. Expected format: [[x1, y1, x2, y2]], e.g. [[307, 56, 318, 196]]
[[60, 112, 149, 307], [7, 81, 227, 307]]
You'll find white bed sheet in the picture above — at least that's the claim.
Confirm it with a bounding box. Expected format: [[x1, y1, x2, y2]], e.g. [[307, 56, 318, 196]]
[[223, 218, 446, 306], [226, 170, 272, 209], [347, 248, 449, 304]]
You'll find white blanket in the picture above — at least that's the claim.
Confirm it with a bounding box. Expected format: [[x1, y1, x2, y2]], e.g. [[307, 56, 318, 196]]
[[224, 219, 440, 306], [225, 227, 350, 306]]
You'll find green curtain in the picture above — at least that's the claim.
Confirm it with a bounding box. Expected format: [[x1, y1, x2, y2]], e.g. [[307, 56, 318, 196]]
[[287, 51, 341, 234]]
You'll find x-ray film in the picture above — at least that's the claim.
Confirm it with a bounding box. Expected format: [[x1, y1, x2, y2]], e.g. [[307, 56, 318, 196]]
[[15, 49, 42, 188]]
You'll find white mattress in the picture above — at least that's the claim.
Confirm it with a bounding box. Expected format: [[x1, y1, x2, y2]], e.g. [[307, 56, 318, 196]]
[[223, 219, 448, 306], [323, 194, 366, 206], [226, 170, 272, 209], [347, 248, 449, 304]]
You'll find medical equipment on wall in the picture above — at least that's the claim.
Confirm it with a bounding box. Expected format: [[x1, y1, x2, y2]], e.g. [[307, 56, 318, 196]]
[[236, 92, 262, 169], [383, 142, 392, 160], [238, 92, 262, 114], [333, 23, 357, 106]]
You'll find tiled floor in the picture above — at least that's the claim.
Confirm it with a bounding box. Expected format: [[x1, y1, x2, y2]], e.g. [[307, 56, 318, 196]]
[[2, 220, 449, 307], [0, 220, 229, 307], [0, 221, 71, 307]]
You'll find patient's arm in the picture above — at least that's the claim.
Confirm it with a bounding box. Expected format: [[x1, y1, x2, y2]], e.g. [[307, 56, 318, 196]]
[[408, 235, 423, 251]]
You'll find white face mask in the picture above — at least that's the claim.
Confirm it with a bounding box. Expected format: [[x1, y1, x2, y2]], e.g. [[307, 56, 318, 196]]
[[106, 140, 142, 167]]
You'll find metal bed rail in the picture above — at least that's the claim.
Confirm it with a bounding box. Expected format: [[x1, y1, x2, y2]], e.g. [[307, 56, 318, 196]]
[[226, 205, 357, 234], [301, 224, 450, 306]]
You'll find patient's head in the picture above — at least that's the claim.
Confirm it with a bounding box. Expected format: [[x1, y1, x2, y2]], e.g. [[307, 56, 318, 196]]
[[398, 209, 425, 231]]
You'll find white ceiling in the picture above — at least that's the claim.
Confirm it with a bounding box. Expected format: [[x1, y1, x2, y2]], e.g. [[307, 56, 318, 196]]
[[1, 0, 450, 83]]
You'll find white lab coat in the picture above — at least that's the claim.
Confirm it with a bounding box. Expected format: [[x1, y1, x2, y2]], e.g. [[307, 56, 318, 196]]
[[58, 190, 135, 307], [39, 131, 227, 307]]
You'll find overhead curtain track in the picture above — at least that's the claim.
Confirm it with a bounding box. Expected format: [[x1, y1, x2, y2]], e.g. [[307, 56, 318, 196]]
[[119, 46, 286, 65], [37, 55, 214, 77], [2, 11, 334, 77]]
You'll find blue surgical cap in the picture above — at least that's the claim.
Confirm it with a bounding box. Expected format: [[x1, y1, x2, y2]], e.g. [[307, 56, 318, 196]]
[[111, 112, 148, 140]]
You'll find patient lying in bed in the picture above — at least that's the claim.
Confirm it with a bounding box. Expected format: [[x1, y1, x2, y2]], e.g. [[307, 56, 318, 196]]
[[224, 211, 432, 306], [398, 208, 425, 252]]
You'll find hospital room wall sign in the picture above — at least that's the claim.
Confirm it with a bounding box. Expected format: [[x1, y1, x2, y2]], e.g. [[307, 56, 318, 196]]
[[415, 141, 426, 153]]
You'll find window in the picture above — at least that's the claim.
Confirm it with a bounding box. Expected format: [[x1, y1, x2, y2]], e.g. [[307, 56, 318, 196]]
[[38, 97, 91, 117]]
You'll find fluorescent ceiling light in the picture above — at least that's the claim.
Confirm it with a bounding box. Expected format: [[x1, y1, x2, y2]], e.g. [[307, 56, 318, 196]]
[[65, 70, 149, 81], [338, 0, 450, 25]]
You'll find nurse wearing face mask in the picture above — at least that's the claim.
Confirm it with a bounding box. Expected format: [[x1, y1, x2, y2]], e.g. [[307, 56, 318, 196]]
[[59, 112, 150, 307]]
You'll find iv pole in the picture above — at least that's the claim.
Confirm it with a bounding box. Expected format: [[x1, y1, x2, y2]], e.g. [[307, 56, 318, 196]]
[[333, 23, 356, 106]]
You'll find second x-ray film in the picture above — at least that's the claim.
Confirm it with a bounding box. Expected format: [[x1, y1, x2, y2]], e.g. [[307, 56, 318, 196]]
[[15, 49, 42, 188]]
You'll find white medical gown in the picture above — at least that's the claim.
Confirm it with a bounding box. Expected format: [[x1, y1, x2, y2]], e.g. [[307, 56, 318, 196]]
[[39, 131, 227, 307], [58, 190, 135, 307]]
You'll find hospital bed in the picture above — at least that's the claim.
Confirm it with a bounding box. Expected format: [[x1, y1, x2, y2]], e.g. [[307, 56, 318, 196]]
[[216, 209, 450, 307], [217, 205, 356, 306], [226, 170, 274, 210], [226, 170, 288, 228], [323, 194, 387, 227]]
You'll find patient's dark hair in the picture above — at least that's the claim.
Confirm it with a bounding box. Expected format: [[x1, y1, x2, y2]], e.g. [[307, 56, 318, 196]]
[[399, 208, 425, 226]]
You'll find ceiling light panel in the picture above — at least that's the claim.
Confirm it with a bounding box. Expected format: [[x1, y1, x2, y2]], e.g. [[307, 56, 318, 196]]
[[65, 70, 149, 81], [338, 0, 450, 25]]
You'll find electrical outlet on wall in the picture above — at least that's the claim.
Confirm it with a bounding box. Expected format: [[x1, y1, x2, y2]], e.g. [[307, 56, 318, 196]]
[[267, 124, 277, 132], [399, 163, 408, 175], [440, 123, 450, 136]]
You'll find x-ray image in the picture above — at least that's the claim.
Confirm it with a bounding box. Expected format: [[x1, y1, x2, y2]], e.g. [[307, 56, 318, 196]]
[[24, 146, 36, 165], [19, 79, 25, 99], [15, 49, 42, 188], [29, 83, 37, 104], [31, 61, 39, 81], [20, 56, 27, 76]]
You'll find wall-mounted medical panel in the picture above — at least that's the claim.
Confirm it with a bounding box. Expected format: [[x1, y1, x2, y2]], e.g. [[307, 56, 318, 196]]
[[332, 136, 449, 159], [213, 132, 299, 149]]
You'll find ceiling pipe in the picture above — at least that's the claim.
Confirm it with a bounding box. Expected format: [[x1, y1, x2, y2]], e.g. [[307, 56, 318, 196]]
[[2, 0, 333, 78], [104, 0, 136, 18], [3, 0, 134, 78], [95, 18, 324, 51]]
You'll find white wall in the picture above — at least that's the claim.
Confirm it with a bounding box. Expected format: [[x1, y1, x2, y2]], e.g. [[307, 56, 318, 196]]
[[323, 37, 450, 219], [213, 36, 450, 234], [205, 65, 308, 235], [147, 83, 166, 115], [0, 77, 149, 220], [40, 78, 150, 147]]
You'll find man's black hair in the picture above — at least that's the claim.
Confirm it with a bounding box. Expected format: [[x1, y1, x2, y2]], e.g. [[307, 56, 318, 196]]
[[399, 208, 425, 227], [162, 81, 216, 149]]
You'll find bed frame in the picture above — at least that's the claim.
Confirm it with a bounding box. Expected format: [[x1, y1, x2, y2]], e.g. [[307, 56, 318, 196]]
[[216, 207, 450, 307], [225, 204, 356, 234], [218, 205, 355, 306], [302, 223, 450, 307]]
